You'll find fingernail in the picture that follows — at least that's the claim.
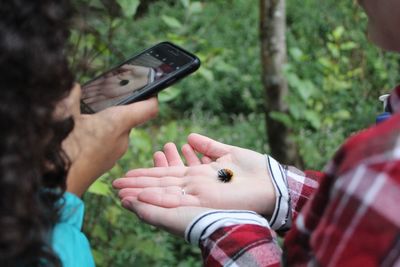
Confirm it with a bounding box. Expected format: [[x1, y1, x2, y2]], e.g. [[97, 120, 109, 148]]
[[121, 199, 130, 209], [112, 179, 121, 188]]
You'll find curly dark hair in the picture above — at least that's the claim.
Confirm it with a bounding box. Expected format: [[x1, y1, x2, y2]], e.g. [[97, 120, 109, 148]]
[[0, 0, 75, 266]]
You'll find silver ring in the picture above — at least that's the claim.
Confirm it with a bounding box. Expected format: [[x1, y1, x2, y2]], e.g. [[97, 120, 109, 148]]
[[181, 188, 186, 196]]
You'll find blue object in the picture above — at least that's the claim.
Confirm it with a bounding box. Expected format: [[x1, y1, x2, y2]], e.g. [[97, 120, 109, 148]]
[[376, 112, 391, 124], [376, 94, 391, 124], [51, 192, 95, 267]]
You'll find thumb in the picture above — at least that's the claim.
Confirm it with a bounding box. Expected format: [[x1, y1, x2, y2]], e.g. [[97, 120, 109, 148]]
[[106, 97, 158, 129], [122, 197, 209, 237], [187, 133, 232, 159]]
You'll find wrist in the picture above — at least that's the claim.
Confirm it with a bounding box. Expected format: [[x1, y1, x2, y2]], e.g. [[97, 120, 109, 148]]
[[66, 163, 98, 197]]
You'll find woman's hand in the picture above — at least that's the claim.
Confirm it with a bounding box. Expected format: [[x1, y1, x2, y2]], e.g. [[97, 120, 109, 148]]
[[60, 84, 158, 197], [121, 197, 211, 237], [113, 133, 276, 217]]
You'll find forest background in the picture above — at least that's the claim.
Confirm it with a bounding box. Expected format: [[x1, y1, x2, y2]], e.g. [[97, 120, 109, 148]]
[[69, 0, 400, 266]]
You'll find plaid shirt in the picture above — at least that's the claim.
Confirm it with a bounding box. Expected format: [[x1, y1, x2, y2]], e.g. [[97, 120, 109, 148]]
[[195, 86, 400, 266]]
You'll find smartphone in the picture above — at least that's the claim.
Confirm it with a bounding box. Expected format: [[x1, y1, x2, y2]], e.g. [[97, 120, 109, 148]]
[[80, 41, 201, 113]]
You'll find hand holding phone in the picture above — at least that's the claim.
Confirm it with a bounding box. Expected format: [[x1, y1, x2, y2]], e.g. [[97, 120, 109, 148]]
[[57, 83, 158, 196], [81, 42, 200, 113]]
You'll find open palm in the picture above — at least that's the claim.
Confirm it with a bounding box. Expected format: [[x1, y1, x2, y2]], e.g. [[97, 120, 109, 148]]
[[113, 133, 276, 217]]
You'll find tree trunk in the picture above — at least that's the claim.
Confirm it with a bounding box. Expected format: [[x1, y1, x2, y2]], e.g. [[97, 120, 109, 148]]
[[259, 0, 301, 166]]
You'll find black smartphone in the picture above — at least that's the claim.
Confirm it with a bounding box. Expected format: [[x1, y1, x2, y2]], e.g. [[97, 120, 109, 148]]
[[80, 41, 201, 113]]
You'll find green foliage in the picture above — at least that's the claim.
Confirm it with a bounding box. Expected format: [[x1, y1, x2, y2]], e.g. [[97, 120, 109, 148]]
[[283, 0, 400, 168], [70, 0, 400, 266]]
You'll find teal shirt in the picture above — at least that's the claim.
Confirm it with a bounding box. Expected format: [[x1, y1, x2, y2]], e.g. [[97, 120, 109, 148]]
[[51, 192, 95, 267]]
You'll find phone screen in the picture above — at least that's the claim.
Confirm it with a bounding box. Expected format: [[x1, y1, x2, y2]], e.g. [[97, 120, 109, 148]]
[[81, 43, 197, 113]]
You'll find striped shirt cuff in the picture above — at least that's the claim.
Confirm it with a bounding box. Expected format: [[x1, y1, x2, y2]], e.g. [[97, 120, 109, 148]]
[[265, 155, 292, 231], [184, 210, 270, 246]]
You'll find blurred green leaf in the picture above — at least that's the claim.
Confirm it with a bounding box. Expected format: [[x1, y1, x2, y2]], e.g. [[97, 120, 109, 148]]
[[116, 0, 140, 17], [162, 15, 183, 29], [214, 60, 239, 74], [341, 41, 358, 50], [130, 130, 153, 154], [105, 206, 122, 226], [332, 26, 345, 40], [88, 178, 111, 197], [327, 42, 340, 58], [83, 0, 104, 9], [92, 225, 108, 242], [269, 111, 292, 127], [159, 121, 179, 141], [92, 249, 105, 266], [304, 110, 321, 129], [158, 87, 181, 102], [189, 2, 203, 14], [289, 47, 304, 61], [297, 80, 317, 101], [180, 0, 190, 8], [334, 109, 351, 120], [198, 67, 214, 81]]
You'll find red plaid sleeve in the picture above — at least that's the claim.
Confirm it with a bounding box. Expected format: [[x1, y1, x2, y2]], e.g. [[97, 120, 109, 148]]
[[286, 167, 322, 220], [201, 225, 281, 267], [266, 154, 321, 232], [285, 113, 400, 266]]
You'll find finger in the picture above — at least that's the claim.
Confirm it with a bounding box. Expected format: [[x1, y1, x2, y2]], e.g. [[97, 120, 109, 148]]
[[187, 133, 232, 159], [81, 89, 104, 99], [138, 187, 200, 208], [83, 77, 118, 89], [118, 186, 183, 199], [54, 83, 82, 119], [118, 188, 143, 199], [105, 97, 159, 130], [181, 144, 201, 166], [121, 197, 175, 230], [201, 156, 213, 164], [83, 77, 108, 89], [82, 95, 108, 103], [163, 142, 184, 166], [122, 197, 210, 237], [124, 166, 188, 178], [153, 151, 168, 167], [117, 64, 143, 71], [112, 176, 184, 189], [82, 79, 124, 98]]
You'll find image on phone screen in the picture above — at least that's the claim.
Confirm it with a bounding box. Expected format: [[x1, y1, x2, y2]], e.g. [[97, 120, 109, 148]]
[[81, 43, 195, 113]]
